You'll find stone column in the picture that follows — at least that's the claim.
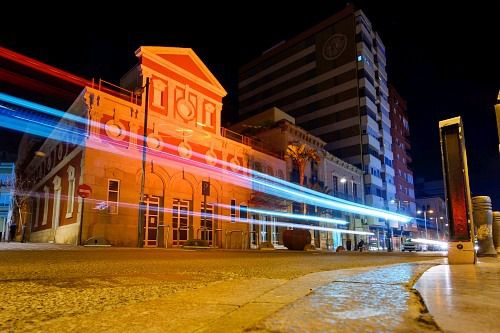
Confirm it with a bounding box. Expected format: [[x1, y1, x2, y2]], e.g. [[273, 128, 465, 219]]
[[493, 211, 500, 253], [471, 196, 497, 257]]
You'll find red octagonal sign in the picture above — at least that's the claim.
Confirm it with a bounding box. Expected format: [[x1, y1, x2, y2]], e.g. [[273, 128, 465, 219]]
[[77, 184, 92, 198]]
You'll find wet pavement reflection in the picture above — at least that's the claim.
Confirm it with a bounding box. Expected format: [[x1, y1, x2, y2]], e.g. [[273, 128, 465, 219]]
[[259, 263, 440, 333]]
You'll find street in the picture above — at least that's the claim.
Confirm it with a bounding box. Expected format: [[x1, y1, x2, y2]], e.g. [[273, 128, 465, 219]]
[[0, 243, 444, 332]]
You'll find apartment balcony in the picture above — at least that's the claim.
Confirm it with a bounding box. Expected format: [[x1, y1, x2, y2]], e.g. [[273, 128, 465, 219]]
[[365, 194, 385, 209], [377, 67, 388, 81], [382, 164, 395, 177], [364, 174, 383, 188], [333, 191, 364, 204]]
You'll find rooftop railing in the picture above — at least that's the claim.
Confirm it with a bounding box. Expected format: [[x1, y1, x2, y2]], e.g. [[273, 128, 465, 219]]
[[90, 79, 141, 105], [220, 128, 284, 160]]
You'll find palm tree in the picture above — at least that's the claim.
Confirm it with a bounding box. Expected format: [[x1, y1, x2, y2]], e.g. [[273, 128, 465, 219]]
[[283, 143, 321, 250], [286, 143, 320, 186]]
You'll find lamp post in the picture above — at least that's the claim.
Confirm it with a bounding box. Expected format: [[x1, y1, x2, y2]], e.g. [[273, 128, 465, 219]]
[[137, 77, 150, 248], [417, 208, 433, 239]]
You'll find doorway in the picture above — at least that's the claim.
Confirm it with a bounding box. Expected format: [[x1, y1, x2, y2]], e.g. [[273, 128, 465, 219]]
[[200, 202, 214, 245], [143, 195, 161, 247], [172, 198, 191, 246]]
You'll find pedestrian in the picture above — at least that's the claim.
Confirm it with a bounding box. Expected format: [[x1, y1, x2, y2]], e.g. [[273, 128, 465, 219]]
[[9, 221, 16, 242], [357, 239, 365, 252]]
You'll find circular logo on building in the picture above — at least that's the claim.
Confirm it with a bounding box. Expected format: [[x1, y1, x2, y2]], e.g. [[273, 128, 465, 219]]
[[322, 34, 347, 60]]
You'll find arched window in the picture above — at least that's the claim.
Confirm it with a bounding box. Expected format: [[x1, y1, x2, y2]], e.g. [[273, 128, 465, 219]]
[[66, 166, 75, 218]]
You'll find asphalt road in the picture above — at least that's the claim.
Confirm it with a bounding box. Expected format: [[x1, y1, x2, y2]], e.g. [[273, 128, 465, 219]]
[[0, 243, 444, 332]]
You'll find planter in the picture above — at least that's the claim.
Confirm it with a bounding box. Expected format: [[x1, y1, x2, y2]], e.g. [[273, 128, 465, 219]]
[[283, 229, 311, 250]]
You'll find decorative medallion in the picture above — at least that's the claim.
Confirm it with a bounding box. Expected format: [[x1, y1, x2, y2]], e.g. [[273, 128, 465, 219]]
[[178, 141, 193, 159], [147, 134, 163, 150], [322, 34, 347, 60], [205, 149, 217, 166], [176, 99, 195, 121], [105, 120, 126, 140], [229, 157, 241, 172]]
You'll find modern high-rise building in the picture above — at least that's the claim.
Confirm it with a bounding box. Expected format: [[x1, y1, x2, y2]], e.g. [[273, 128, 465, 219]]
[[495, 90, 500, 154], [238, 5, 396, 213], [0, 162, 15, 241], [388, 85, 416, 216]]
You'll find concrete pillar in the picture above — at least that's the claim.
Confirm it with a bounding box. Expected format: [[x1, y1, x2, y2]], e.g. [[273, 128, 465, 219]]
[[493, 211, 500, 253], [471, 196, 497, 257]]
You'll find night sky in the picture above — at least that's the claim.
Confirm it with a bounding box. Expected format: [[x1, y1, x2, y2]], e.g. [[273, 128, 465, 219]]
[[1, 1, 499, 208]]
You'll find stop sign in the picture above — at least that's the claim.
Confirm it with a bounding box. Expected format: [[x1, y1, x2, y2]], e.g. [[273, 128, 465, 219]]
[[77, 184, 92, 198]]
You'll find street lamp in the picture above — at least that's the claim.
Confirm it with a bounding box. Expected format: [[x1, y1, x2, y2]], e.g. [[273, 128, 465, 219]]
[[136, 77, 150, 248], [417, 208, 433, 239]]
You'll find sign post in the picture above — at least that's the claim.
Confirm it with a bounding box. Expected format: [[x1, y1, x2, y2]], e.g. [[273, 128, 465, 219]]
[[77, 184, 92, 246], [439, 117, 476, 264]]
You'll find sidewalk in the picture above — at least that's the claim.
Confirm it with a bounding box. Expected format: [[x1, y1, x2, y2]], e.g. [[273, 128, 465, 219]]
[[415, 257, 500, 333]]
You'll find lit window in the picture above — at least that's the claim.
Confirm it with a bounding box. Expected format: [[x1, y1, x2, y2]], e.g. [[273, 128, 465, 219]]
[[240, 205, 247, 220], [357, 55, 363, 61], [107, 179, 120, 214], [230, 199, 236, 222], [66, 166, 76, 218], [34, 193, 40, 228], [152, 79, 166, 108], [42, 186, 49, 225]]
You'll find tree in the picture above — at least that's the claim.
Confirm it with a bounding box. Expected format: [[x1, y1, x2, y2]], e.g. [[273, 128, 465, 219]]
[[283, 143, 321, 250], [13, 174, 33, 243], [286, 143, 320, 186]]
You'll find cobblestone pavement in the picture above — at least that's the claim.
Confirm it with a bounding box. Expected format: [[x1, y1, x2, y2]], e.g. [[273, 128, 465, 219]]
[[0, 243, 444, 332]]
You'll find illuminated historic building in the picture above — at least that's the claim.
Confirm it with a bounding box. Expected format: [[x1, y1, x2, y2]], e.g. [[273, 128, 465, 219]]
[[10, 47, 409, 249], [17, 47, 286, 247]]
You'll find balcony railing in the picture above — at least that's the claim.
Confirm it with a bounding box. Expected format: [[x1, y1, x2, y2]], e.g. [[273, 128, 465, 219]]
[[220, 128, 284, 159], [90, 79, 141, 105]]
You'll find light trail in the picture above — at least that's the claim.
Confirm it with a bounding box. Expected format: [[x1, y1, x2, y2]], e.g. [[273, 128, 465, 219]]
[[411, 238, 447, 249], [0, 92, 411, 222], [19, 191, 373, 236], [216, 203, 349, 225]]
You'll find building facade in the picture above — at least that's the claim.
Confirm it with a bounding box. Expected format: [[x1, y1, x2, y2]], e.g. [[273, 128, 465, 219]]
[[0, 162, 15, 241], [388, 85, 416, 216], [232, 107, 366, 250], [238, 5, 396, 213], [415, 196, 448, 241], [15, 47, 287, 248]]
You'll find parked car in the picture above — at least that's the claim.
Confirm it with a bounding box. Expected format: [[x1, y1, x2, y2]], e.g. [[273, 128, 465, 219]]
[[402, 239, 417, 252]]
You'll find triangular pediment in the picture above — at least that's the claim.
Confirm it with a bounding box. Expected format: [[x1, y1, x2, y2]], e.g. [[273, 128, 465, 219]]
[[136, 46, 227, 97]]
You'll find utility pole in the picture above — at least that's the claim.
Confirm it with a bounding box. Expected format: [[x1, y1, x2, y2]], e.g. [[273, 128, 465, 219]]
[[137, 77, 150, 248]]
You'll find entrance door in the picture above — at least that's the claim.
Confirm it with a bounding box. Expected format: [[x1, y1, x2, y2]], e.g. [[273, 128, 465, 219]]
[[250, 213, 259, 248], [143, 195, 160, 247], [271, 217, 279, 245], [261, 216, 270, 242], [173, 198, 190, 246], [200, 202, 214, 245]]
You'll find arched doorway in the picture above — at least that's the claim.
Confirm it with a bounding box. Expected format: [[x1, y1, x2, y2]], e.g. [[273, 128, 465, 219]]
[[143, 172, 164, 247], [170, 176, 195, 246]]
